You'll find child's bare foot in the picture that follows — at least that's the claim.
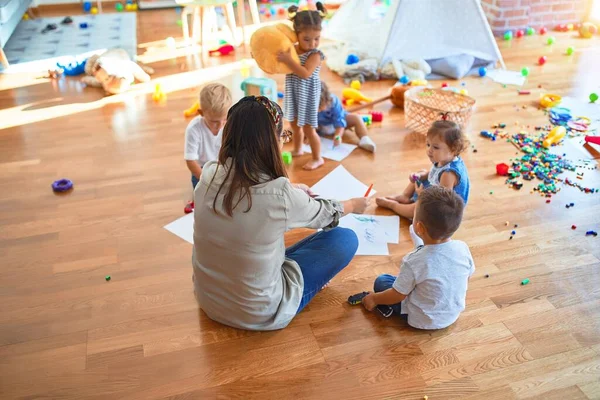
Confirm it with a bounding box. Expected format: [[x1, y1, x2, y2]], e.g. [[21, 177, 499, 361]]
[[389, 194, 412, 204], [376, 197, 401, 209], [291, 150, 304, 156], [302, 158, 324, 170]]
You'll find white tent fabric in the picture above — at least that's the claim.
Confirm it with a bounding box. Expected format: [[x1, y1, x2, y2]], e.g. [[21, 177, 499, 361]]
[[323, 0, 505, 69]]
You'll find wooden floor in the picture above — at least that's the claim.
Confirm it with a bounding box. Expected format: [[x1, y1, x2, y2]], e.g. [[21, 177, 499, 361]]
[[1, 7, 600, 400]]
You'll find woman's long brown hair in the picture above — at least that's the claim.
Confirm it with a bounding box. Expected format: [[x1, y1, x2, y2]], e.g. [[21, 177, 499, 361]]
[[209, 96, 288, 217]]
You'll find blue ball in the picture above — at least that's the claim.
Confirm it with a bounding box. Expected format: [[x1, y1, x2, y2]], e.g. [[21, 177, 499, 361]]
[[346, 54, 359, 65], [277, 91, 284, 99], [83, 1, 92, 12], [399, 75, 410, 85], [478, 67, 487, 77]]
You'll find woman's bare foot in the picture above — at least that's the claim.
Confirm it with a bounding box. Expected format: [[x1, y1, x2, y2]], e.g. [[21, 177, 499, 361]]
[[302, 157, 324, 170], [291, 150, 304, 156]]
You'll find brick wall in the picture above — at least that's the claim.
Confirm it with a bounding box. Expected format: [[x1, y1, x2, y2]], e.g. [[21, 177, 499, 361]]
[[482, 0, 592, 35]]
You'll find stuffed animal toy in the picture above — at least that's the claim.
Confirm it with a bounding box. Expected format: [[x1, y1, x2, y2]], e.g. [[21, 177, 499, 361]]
[[82, 48, 154, 95], [250, 23, 299, 74]]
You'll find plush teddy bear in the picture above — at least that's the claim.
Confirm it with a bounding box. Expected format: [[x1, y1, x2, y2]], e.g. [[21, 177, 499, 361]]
[[250, 23, 299, 74], [81, 48, 154, 95]]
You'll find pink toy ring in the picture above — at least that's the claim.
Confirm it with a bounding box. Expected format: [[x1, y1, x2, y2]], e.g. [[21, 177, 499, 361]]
[[52, 179, 73, 192]]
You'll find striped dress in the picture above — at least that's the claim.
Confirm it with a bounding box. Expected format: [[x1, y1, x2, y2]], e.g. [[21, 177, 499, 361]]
[[284, 48, 324, 128]]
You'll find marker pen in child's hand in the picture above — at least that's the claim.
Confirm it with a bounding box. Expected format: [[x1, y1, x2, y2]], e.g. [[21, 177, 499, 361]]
[[364, 184, 373, 197]]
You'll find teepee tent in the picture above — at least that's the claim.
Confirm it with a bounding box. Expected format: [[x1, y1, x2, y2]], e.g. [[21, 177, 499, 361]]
[[323, 0, 505, 69]]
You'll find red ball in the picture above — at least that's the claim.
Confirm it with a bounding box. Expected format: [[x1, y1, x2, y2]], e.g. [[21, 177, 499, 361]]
[[516, 29, 525, 38], [539, 26, 548, 35], [572, 225, 577, 230], [441, 82, 448, 88], [538, 56, 547, 65]]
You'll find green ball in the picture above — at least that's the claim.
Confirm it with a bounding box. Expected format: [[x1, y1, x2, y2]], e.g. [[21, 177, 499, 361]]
[[547, 36, 556, 45], [219, 39, 228, 45], [521, 67, 530, 77], [526, 27, 535, 35], [590, 93, 599, 103], [115, 2, 123, 11], [176, 19, 183, 27], [566, 46, 574, 55], [504, 31, 513, 41]]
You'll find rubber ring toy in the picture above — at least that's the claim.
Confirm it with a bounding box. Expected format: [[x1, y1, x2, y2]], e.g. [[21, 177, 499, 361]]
[[52, 179, 73, 192], [540, 93, 562, 108]]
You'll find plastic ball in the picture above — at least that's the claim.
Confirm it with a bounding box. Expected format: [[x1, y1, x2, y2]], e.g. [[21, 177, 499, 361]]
[[567, 23, 574, 31], [590, 93, 599, 103], [399, 75, 410, 85], [83, 1, 92, 12], [516, 29, 524, 38], [278, 8, 285, 15], [526, 27, 535, 35], [521, 67, 530, 77], [350, 80, 361, 90], [91, 6, 98, 14], [547, 36, 555, 45], [459, 89, 468, 96], [566, 46, 574, 55], [539, 27, 548, 35], [125, 3, 133, 10], [441, 82, 448, 88], [538, 56, 547, 65], [115, 2, 123, 11], [478, 67, 487, 77], [579, 22, 598, 39], [166, 37, 176, 48], [176, 19, 182, 27], [503, 31, 513, 40], [265, 12, 271, 18]]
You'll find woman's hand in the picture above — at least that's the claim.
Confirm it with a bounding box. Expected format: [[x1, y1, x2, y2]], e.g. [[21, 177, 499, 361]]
[[362, 293, 377, 311], [294, 183, 316, 197], [276, 49, 293, 64], [351, 197, 369, 214]]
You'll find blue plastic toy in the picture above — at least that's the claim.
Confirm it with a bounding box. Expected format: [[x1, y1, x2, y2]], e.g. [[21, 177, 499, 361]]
[[277, 91, 284, 99], [79, 22, 88, 29], [83, 1, 92, 12], [478, 67, 487, 77], [56, 59, 87, 76], [346, 54, 359, 65], [399, 75, 410, 85]]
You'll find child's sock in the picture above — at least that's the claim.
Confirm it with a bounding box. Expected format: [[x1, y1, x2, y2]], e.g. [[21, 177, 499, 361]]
[[358, 136, 376, 152], [409, 224, 424, 247]]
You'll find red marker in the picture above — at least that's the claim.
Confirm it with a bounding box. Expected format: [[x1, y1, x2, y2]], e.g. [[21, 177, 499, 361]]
[[364, 184, 373, 197]]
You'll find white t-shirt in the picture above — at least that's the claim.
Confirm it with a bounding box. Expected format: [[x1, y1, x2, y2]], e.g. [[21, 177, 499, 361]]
[[393, 240, 475, 330], [184, 116, 222, 166]]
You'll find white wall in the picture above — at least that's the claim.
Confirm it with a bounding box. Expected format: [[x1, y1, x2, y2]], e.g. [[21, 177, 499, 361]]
[[33, 0, 81, 6]]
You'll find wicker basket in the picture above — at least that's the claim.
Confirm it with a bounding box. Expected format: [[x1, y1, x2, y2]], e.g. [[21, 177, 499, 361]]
[[404, 87, 476, 135]]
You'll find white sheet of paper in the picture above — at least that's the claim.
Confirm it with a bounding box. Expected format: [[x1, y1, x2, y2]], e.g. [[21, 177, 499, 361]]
[[339, 214, 400, 244], [163, 212, 194, 244], [487, 69, 526, 86], [338, 214, 390, 256], [302, 137, 358, 162], [310, 165, 376, 201]]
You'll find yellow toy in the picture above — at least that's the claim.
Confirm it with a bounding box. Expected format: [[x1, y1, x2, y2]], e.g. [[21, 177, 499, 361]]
[[152, 84, 166, 102], [350, 80, 361, 90], [540, 93, 561, 108], [342, 88, 372, 104], [579, 22, 598, 39], [250, 23, 299, 74], [184, 101, 200, 117], [91, 6, 98, 14], [409, 79, 428, 87], [543, 126, 566, 148]]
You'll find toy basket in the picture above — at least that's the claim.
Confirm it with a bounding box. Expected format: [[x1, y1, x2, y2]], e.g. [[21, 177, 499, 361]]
[[404, 87, 476, 135]]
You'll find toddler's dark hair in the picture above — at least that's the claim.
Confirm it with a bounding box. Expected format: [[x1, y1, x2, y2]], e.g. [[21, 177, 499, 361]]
[[416, 186, 465, 240], [319, 80, 332, 109], [427, 120, 468, 155], [288, 2, 327, 32]]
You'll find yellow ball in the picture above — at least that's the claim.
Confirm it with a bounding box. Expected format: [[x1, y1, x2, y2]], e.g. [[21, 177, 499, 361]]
[[91, 6, 98, 14], [23, 13, 30, 20], [125, 3, 133, 10], [132, 3, 138, 10], [459, 89, 468, 95], [350, 80, 361, 90], [567, 23, 574, 31], [579, 22, 598, 39]]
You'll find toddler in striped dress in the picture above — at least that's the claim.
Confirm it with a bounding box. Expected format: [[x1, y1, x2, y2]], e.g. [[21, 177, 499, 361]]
[[277, 2, 327, 170]]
